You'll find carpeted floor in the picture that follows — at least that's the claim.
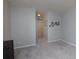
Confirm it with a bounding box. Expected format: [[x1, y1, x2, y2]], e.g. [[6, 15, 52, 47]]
[[14, 40, 76, 59]]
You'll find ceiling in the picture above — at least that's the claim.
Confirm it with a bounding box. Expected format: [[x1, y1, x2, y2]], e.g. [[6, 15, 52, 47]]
[[8, 0, 76, 12]]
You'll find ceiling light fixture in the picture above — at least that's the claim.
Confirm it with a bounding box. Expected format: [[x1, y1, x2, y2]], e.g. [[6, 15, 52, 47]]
[[37, 14, 40, 16]]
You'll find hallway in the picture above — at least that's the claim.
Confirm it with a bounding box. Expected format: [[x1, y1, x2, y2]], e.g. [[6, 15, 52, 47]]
[[36, 10, 46, 45]]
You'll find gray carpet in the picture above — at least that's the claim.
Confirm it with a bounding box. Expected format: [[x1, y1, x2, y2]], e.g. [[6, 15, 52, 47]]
[[14, 40, 76, 59]]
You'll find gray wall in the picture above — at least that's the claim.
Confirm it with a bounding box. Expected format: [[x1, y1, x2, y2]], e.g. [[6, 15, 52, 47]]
[[45, 11, 61, 42], [4, 0, 76, 48], [10, 5, 75, 48], [61, 7, 76, 46], [3, 0, 11, 41], [11, 6, 36, 48], [11, 6, 62, 48]]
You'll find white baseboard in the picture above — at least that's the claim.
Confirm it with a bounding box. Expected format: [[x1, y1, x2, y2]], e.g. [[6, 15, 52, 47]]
[[48, 39, 62, 43], [48, 39, 76, 47], [14, 43, 36, 49], [14, 39, 76, 49], [62, 40, 76, 47]]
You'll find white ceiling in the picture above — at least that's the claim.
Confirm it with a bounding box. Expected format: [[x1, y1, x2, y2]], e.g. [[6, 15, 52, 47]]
[[8, 0, 76, 12]]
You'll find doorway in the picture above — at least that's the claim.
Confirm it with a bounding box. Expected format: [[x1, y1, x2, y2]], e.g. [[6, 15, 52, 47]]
[[36, 10, 46, 44]]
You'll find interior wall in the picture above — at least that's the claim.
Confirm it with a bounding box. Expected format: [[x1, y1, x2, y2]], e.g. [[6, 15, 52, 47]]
[[61, 7, 76, 46], [11, 6, 36, 48], [3, 0, 11, 41], [45, 11, 61, 42]]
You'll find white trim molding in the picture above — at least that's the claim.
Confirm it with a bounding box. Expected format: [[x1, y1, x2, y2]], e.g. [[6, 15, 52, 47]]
[[48, 39, 62, 43], [14, 43, 36, 49], [62, 40, 76, 47]]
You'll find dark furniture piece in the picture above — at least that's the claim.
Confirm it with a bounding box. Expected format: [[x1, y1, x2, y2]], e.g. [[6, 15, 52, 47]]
[[3, 40, 14, 59]]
